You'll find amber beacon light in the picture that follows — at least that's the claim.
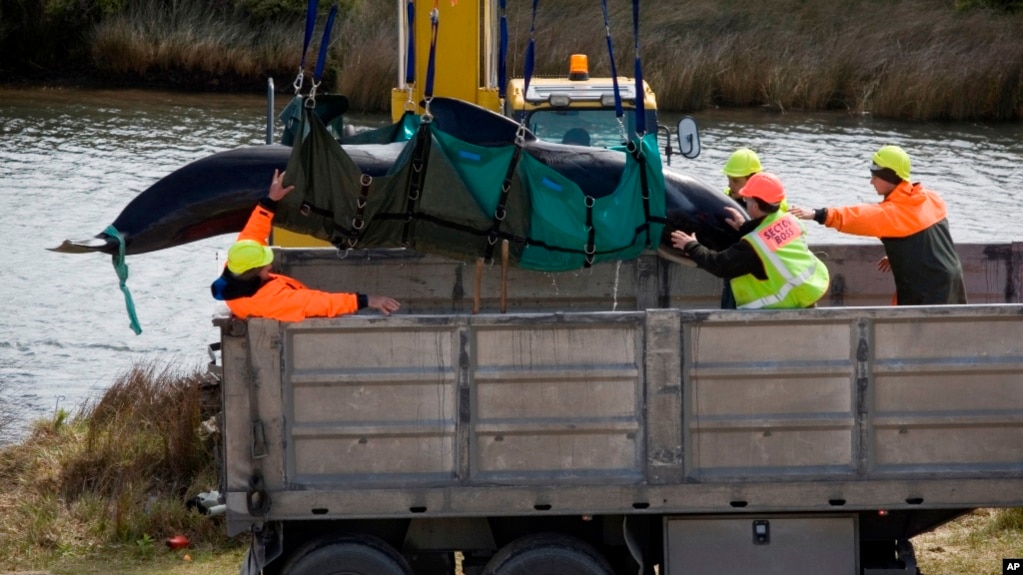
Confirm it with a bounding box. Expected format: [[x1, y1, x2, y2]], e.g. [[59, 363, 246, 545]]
[[569, 54, 589, 80]]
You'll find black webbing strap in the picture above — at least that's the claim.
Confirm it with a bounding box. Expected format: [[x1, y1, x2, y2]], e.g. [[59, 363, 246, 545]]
[[374, 211, 525, 245], [628, 141, 654, 247], [299, 201, 331, 218], [402, 120, 433, 246], [483, 137, 525, 263], [345, 174, 373, 248], [584, 195, 596, 268], [322, 173, 373, 249]]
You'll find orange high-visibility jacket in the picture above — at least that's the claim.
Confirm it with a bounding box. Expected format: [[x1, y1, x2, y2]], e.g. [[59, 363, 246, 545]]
[[823, 180, 947, 237], [823, 181, 966, 305], [225, 202, 361, 321]]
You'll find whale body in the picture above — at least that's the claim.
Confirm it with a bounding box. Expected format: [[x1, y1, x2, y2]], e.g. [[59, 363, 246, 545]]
[[52, 98, 743, 258]]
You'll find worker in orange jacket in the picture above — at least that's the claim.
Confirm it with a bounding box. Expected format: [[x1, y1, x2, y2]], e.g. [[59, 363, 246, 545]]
[[790, 145, 966, 305], [211, 169, 401, 321]]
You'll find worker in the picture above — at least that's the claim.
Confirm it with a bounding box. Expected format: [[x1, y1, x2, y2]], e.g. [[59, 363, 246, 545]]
[[790, 145, 966, 305], [670, 172, 829, 309], [721, 147, 763, 200], [211, 169, 401, 321], [561, 127, 591, 146], [714, 147, 763, 307]]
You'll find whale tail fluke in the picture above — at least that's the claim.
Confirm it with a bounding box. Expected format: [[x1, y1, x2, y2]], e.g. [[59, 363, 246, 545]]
[[48, 236, 115, 254]]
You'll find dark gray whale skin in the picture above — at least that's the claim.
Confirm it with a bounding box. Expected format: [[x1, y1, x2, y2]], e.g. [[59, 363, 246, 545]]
[[52, 98, 742, 256]]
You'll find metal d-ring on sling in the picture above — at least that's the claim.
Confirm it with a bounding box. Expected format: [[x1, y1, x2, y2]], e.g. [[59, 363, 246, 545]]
[[345, 174, 373, 249]]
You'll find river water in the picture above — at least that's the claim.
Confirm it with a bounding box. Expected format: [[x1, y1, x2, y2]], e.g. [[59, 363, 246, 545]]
[[1, 86, 1021, 442]]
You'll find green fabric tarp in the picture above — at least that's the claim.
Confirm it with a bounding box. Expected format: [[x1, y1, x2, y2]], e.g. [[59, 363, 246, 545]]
[[280, 106, 665, 272]]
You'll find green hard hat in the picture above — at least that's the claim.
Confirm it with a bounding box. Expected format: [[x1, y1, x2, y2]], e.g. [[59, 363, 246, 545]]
[[871, 145, 911, 181], [722, 148, 763, 177], [227, 239, 273, 274]]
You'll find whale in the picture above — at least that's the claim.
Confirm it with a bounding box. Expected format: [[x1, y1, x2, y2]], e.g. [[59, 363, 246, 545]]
[[51, 97, 743, 259]]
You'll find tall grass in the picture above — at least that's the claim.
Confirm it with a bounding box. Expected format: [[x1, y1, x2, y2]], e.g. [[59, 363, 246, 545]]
[[89, 0, 302, 89], [17, 0, 1023, 119], [0, 361, 234, 571]]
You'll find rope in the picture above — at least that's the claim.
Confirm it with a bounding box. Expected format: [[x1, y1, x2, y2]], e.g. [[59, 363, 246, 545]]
[[103, 225, 142, 335]]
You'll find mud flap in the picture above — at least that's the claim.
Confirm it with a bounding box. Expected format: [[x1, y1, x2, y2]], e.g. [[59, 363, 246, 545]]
[[240, 522, 283, 575]]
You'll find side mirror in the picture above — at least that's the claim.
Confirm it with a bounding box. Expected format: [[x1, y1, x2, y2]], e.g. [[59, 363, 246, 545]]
[[676, 116, 701, 159]]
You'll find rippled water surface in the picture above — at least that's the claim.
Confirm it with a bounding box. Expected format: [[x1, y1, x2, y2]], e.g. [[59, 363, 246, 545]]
[[2, 87, 1021, 441]]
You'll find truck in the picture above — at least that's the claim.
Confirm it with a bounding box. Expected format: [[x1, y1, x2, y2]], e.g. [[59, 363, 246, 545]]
[[212, 240, 1023, 575], [212, 3, 1022, 573]]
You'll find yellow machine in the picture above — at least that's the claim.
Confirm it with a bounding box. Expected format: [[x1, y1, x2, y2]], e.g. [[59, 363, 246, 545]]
[[390, 0, 503, 121], [391, 1, 656, 140], [505, 54, 659, 147]]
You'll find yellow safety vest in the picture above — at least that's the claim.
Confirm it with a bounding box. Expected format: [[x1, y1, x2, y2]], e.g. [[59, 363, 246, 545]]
[[731, 212, 829, 309]]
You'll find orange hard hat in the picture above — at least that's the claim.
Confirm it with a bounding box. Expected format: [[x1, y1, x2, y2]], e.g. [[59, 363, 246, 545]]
[[738, 172, 786, 204]]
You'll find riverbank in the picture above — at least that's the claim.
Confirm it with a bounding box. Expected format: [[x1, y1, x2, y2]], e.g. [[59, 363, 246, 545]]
[[2, 0, 1021, 120]]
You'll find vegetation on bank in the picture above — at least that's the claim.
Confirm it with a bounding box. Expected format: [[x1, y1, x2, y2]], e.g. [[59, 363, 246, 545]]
[[0, 363, 1021, 574], [0, 362, 244, 573], [1, 0, 1022, 120]]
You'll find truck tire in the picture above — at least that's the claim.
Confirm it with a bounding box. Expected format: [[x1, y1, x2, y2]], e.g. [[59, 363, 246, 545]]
[[482, 533, 614, 575], [280, 534, 412, 575]]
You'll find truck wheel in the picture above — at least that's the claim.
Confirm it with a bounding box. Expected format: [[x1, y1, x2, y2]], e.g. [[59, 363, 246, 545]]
[[482, 533, 614, 575], [280, 534, 412, 575]]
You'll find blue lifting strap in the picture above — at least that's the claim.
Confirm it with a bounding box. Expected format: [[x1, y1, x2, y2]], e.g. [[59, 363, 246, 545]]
[[405, 0, 416, 86], [424, 4, 440, 104], [631, 0, 646, 136], [498, 0, 508, 100], [521, 0, 539, 112], [600, 0, 625, 141], [293, 0, 320, 93], [313, 4, 338, 83]]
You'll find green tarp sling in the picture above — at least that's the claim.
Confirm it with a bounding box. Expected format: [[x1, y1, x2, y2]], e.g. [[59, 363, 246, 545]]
[[281, 106, 665, 272]]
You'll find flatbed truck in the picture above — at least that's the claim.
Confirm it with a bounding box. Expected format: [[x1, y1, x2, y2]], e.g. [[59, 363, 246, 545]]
[[212, 241, 1023, 575]]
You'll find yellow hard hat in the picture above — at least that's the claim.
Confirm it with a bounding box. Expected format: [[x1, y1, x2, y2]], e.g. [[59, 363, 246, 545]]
[[227, 240, 273, 274], [722, 148, 763, 177], [739, 172, 786, 204], [871, 145, 911, 181]]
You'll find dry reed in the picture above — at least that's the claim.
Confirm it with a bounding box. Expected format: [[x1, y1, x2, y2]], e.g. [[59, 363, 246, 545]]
[[0, 361, 231, 570], [84, 0, 1023, 120]]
